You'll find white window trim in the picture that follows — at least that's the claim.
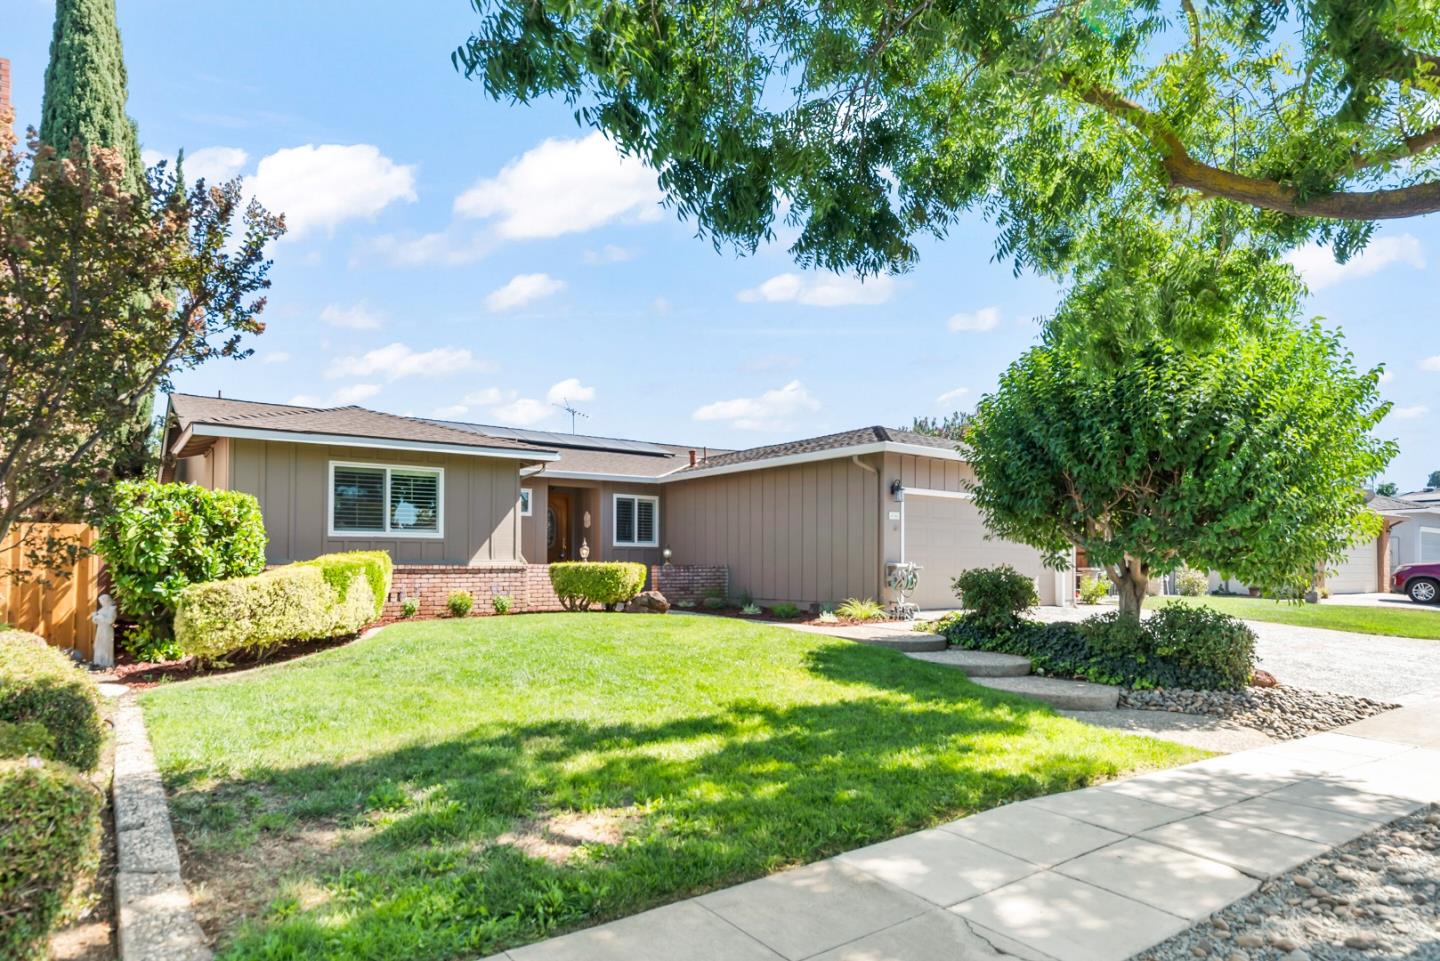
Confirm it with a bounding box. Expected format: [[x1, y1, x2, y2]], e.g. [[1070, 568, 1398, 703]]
[[328, 460, 445, 539], [612, 493, 660, 548], [520, 487, 534, 517]]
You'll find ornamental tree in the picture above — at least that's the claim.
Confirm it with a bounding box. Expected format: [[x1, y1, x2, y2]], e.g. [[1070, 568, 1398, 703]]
[[966, 320, 1395, 619], [455, 1, 1440, 280], [0, 131, 284, 576]]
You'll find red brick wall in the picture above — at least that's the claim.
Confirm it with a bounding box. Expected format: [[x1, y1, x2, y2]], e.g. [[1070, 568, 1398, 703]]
[[383, 564, 563, 620], [649, 564, 728, 604], [380, 563, 728, 619]]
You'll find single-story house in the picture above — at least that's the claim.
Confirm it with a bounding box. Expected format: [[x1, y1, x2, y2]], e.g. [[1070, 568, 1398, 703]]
[[160, 393, 1072, 614]]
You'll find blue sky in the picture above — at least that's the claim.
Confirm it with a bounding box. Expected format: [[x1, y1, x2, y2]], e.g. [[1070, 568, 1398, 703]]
[[8, 0, 1437, 488]]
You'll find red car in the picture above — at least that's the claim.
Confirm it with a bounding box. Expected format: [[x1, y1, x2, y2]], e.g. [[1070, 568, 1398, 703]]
[[1393, 562, 1440, 604]]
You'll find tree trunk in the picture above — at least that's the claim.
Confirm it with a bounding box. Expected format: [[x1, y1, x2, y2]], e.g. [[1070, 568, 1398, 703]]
[[1109, 557, 1150, 622]]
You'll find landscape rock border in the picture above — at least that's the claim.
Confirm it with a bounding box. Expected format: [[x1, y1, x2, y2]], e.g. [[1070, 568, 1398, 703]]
[[1119, 686, 1397, 740], [112, 694, 212, 961]]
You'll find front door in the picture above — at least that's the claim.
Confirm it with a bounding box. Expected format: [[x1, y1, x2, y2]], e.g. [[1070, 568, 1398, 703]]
[[547, 492, 572, 562]]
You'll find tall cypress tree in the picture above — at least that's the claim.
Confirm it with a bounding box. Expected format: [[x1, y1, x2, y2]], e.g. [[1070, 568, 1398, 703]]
[[41, 0, 154, 476], [39, 0, 145, 193]]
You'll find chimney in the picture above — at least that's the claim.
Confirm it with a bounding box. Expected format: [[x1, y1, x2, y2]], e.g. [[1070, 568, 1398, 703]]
[[688, 449, 697, 467], [0, 58, 12, 134]]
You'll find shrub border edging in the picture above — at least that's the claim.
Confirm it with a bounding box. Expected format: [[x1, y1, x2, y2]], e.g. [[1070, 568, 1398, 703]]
[[112, 695, 211, 961]]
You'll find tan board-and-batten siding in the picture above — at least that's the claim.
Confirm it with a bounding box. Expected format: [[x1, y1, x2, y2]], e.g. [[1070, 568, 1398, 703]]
[[184, 438, 525, 566], [664, 454, 882, 606]]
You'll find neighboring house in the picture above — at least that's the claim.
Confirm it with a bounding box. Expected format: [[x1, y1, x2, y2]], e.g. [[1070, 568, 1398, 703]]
[[1324, 493, 1440, 594], [160, 394, 1070, 612]]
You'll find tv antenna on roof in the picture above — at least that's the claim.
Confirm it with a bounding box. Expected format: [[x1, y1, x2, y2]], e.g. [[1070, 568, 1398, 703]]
[[553, 399, 589, 434]]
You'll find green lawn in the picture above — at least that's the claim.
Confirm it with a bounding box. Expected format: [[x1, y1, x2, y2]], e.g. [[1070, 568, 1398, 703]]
[[1152, 594, 1440, 639], [141, 614, 1201, 960]]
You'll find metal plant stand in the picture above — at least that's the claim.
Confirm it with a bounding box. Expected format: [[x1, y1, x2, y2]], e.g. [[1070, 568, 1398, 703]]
[[886, 562, 922, 620]]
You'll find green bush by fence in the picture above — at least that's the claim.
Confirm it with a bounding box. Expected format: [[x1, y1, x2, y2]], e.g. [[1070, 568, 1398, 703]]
[[95, 480, 267, 659], [549, 562, 647, 611], [173, 551, 391, 662], [0, 631, 103, 771], [0, 758, 102, 961], [950, 565, 1039, 634]]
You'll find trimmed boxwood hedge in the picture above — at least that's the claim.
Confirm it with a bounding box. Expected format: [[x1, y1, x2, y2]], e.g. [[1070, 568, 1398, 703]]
[[942, 606, 1256, 691], [0, 631, 104, 771], [549, 562, 647, 611], [0, 758, 102, 961], [173, 551, 392, 662]]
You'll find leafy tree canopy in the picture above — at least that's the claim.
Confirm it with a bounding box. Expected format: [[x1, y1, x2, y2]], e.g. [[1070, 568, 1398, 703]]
[[1375, 481, 1399, 497], [909, 410, 972, 441], [1428, 469, 1440, 489], [0, 132, 284, 575], [966, 316, 1394, 618], [456, 1, 1440, 281]]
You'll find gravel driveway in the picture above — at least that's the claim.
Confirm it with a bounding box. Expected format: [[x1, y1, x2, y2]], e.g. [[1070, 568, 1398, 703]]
[[1031, 606, 1440, 705]]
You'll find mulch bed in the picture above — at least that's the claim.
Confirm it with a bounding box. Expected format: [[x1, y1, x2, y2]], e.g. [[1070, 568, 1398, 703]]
[[108, 631, 365, 688]]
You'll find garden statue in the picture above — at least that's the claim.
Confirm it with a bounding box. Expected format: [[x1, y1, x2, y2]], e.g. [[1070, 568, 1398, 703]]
[[91, 593, 117, 668]]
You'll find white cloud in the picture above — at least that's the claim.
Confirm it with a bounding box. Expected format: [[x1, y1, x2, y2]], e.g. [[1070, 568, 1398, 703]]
[[1284, 234, 1425, 291], [583, 244, 636, 264], [366, 229, 495, 268], [289, 394, 323, 406], [1378, 369, 1395, 383], [936, 387, 970, 406], [185, 146, 248, 183], [261, 351, 291, 365], [431, 404, 470, 419], [463, 387, 508, 406], [248, 144, 417, 239], [546, 378, 596, 405], [947, 307, 1001, 332], [737, 272, 895, 307], [692, 380, 821, 431], [491, 397, 554, 426], [1421, 355, 1440, 372], [320, 303, 383, 330], [1390, 404, 1429, 420], [484, 273, 566, 312], [327, 342, 483, 381], [332, 383, 381, 404], [454, 132, 662, 238]]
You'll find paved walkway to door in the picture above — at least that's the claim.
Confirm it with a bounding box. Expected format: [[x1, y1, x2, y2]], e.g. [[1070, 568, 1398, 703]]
[[480, 693, 1440, 961]]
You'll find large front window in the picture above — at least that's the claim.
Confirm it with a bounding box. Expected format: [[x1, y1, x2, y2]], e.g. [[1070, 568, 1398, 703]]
[[330, 462, 442, 537], [613, 493, 658, 547]]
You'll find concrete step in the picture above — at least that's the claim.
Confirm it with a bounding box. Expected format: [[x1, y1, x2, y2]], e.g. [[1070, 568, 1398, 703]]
[[855, 632, 948, 653], [969, 674, 1120, 711], [909, 649, 1033, 677]]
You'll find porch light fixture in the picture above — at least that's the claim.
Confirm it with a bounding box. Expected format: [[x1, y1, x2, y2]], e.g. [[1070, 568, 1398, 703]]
[[662, 546, 673, 565], [579, 538, 590, 561], [890, 479, 905, 501]]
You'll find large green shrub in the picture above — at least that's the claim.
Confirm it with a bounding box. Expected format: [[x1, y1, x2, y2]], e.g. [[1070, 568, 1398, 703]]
[[951, 565, 1039, 635], [1175, 566, 1209, 597], [95, 480, 267, 659], [941, 608, 1255, 691], [0, 758, 102, 961], [549, 562, 647, 611], [0, 632, 103, 771], [297, 551, 392, 619], [173, 561, 378, 663]]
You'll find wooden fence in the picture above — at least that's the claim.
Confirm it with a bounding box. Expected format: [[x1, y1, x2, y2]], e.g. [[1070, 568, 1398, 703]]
[[0, 523, 100, 660]]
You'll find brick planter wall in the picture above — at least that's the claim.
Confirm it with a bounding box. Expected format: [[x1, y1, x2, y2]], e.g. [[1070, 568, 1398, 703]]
[[381, 563, 728, 620], [383, 564, 563, 620], [649, 564, 728, 604]]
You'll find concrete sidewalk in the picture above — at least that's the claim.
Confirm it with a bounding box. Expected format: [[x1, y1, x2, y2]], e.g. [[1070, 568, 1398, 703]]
[[482, 695, 1440, 961]]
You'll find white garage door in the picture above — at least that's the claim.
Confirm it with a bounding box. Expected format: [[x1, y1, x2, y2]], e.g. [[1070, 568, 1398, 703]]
[[903, 494, 1056, 608], [1327, 538, 1377, 594]]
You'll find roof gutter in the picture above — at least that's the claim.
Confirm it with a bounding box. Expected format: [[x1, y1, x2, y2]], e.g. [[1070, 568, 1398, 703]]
[[659, 440, 963, 483], [179, 423, 561, 462]]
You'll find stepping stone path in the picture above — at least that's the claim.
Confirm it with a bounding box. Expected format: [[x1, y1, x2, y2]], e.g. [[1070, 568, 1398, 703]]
[[910, 647, 1121, 711]]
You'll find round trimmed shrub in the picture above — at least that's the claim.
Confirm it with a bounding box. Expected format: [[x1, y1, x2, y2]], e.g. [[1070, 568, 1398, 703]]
[[0, 758, 102, 961], [1141, 606, 1256, 690], [549, 562, 647, 611], [950, 565, 1039, 634], [95, 480, 267, 659], [447, 591, 474, 617], [1175, 566, 1209, 597], [0, 632, 103, 771]]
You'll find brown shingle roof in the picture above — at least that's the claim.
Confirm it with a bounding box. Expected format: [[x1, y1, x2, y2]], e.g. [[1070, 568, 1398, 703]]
[[169, 393, 552, 455], [680, 426, 960, 473]]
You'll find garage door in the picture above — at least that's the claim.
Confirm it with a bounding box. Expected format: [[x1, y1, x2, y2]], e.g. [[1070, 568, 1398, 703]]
[[1326, 538, 1377, 594], [903, 494, 1056, 608]]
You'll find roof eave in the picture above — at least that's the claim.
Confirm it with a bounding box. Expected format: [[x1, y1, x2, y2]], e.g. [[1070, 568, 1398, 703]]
[[660, 440, 964, 483], [183, 423, 561, 462]]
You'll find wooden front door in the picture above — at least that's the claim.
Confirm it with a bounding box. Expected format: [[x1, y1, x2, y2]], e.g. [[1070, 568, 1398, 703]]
[[547, 492, 572, 562]]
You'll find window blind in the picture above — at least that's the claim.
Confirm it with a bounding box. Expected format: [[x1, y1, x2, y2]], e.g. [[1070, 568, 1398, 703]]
[[615, 496, 636, 544], [332, 466, 385, 532], [390, 469, 440, 532]]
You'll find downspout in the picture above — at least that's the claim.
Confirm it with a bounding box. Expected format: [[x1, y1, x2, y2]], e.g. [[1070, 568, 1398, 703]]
[[850, 455, 887, 598]]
